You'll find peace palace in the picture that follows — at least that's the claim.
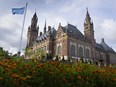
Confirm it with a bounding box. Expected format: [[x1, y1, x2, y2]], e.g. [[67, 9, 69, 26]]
[[25, 9, 116, 66]]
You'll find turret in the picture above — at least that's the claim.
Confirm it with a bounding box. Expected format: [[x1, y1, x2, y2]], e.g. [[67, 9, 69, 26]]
[[84, 8, 95, 60], [26, 12, 39, 47], [31, 12, 38, 29], [84, 8, 95, 46]]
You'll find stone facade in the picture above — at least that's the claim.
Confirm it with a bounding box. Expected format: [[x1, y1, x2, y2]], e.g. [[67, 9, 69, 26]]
[[25, 9, 116, 65]]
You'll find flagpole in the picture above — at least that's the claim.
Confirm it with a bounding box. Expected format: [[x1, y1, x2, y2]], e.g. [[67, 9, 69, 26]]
[[17, 2, 28, 57]]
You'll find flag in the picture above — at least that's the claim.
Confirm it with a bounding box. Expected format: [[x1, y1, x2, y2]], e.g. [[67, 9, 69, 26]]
[[12, 7, 25, 15]]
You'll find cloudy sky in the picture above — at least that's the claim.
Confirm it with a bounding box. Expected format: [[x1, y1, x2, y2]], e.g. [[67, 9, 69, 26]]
[[0, 0, 116, 55]]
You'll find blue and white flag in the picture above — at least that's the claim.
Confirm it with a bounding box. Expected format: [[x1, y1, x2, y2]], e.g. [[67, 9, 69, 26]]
[[12, 7, 25, 15]]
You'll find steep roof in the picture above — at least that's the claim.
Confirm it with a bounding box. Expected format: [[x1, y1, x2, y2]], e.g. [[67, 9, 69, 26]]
[[37, 27, 56, 42], [96, 38, 115, 53], [100, 38, 114, 52], [95, 43, 105, 52], [65, 24, 83, 37], [64, 23, 90, 43]]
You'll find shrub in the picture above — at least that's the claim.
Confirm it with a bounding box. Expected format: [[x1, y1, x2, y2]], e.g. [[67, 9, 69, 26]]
[[0, 58, 116, 87]]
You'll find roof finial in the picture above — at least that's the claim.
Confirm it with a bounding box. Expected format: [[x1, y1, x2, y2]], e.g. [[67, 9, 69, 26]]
[[86, 7, 88, 12], [86, 7, 90, 16], [59, 22, 61, 26], [102, 38, 105, 42]]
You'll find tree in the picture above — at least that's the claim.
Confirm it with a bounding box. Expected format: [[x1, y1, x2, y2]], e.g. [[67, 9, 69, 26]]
[[0, 47, 9, 59], [25, 47, 46, 61]]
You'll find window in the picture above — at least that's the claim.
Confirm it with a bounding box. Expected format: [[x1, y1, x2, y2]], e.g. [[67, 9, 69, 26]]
[[43, 46, 46, 51], [86, 49, 90, 58], [70, 45, 75, 56], [79, 47, 83, 57], [57, 45, 61, 55], [32, 38, 34, 41], [100, 54, 103, 60]]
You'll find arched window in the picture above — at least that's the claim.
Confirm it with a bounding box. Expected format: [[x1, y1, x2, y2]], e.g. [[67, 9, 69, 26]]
[[57, 45, 61, 55], [79, 47, 83, 57], [70, 45, 75, 56], [86, 49, 90, 58], [100, 54, 103, 60]]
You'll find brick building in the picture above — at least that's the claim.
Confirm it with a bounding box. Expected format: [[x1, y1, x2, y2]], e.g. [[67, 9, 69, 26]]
[[26, 9, 116, 65]]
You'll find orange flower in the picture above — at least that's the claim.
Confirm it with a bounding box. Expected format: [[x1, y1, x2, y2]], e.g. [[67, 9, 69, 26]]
[[26, 75, 31, 79], [86, 76, 90, 80], [20, 75, 31, 81], [62, 78, 68, 83], [0, 77, 3, 80], [37, 64, 44, 68], [13, 63, 17, 67], [77, 76, 81, 79], [20, 77, 27, 81], [25, 64, 30, 67], [112, 78, 116, 82], [49, 71, 53, 74], [5, 68, 10, 72], [12, 73, 20, 79], [0, 62, 3, 66], [77, 69, 81, 72]]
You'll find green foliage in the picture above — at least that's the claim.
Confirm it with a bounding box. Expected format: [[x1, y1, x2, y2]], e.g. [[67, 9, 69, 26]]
[[0, 46, 116, 86], [25, 48, 46, 60], [0, 47, 9, 59], [68, 56, 72, 62], [0, 58, 116, 87]]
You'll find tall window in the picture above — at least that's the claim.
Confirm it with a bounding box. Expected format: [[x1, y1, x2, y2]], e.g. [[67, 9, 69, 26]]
[[32, 38, 34, 42], [57, 45, 61, 55], [43, 46, 46, 51], [100, 54, 103, 60], [70, 45, 75, 56], [79, 47, 83, 57], [86, 49, 90, 58]]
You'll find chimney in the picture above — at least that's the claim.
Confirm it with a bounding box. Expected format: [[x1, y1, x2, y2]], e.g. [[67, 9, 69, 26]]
[[48, 26, 51, 31], [101, 38, 104, 42], [40, 32, 42, 36]]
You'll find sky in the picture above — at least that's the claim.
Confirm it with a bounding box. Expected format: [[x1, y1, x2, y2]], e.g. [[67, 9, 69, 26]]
[[0, 0, 116, 55]]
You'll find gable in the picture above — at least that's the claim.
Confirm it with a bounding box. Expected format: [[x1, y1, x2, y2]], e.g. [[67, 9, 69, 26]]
[[56, 26, 66, 38]]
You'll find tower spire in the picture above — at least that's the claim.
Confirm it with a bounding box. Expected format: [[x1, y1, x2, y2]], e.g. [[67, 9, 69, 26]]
[[86, 8, 90, 17], [31, 12, 38, 29], [33, 12, 37, 19], [44, 19, 46, 33], [85, 8, 91, 23], [27, 12, 39, 47]]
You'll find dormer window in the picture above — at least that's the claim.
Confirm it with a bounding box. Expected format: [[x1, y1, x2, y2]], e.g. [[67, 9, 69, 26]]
[[70, 30, 73, 33]]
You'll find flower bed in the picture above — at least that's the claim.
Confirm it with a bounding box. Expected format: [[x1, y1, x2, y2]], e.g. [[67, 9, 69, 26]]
[[0, 58, 116, 87]]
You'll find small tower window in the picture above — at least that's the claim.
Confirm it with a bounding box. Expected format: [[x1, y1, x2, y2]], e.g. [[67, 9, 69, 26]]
[[57, 45, 61, 55]]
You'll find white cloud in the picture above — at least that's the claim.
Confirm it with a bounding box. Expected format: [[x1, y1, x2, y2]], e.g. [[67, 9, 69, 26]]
[[0, 14, 20, 29], [45, 0, 54, 4], [60, 1, 77, 13], [0, 10, 33, 54], [91, 16, 116, 51], [100, 19, 116, 43]]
